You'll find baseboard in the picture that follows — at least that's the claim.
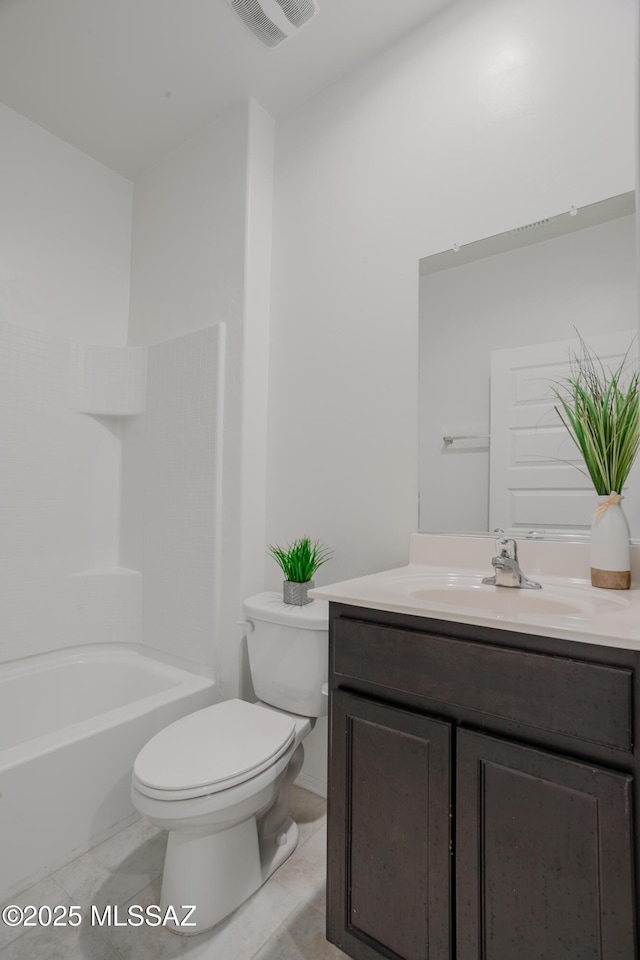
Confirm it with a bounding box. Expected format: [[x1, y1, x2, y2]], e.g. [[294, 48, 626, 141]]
[[294, 771, 327, 798]]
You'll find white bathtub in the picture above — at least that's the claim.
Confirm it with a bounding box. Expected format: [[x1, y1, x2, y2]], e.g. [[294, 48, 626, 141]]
[[0, 644, 215, 903]]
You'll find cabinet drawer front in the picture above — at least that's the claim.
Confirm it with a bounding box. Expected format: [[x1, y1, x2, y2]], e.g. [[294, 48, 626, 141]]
[[333, 618, 633, 752]]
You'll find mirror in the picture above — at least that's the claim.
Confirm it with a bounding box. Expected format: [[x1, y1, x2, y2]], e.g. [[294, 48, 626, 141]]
[[418, 191, 639, 540]]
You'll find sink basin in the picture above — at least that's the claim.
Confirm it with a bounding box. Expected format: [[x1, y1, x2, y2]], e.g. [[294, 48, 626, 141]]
[[411, 586, 581, 616], [384, 575, 627, 620]]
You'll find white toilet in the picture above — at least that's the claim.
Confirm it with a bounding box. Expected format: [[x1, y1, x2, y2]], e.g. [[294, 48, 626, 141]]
[[130, 592, 328, 934]]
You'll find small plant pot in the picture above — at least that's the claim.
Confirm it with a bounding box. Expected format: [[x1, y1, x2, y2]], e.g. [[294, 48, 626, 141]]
[[283, 580, 315, 606]]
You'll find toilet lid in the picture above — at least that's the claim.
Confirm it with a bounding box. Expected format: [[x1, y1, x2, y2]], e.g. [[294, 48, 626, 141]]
[[133, 699, 296, 797]]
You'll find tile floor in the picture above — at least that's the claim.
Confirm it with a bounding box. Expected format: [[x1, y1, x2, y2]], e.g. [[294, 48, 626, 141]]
[[0, 787, 347, 960]]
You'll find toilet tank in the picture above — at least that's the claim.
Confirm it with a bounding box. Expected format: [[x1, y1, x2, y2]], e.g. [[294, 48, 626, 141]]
[[243, 592, 329, 717]]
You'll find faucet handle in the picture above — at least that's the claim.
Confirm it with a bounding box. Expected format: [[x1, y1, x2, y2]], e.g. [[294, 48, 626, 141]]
[[493, 529, 517, 560], [487, 530, 541, 590]]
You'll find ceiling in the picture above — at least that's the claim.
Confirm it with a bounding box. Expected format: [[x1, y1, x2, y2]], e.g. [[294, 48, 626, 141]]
[[0, 0, 453, 179]]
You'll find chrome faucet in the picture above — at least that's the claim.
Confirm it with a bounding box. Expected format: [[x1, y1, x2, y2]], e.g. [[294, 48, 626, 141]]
[[482, 532, 542, 590]]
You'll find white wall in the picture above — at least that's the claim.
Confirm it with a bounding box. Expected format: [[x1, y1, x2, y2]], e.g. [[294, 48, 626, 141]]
[[0, 102, 132, 345], [119, 325, 224, 672], [0, 322, 144, 664], [419, 213, 638, 532], [267, 0, 636, 794], [267, 0, 636, 590], [0, 91, 275, 699], [0, 104, 135, 664], [127, 104, 248, 346], [128, 100, 275, 698]]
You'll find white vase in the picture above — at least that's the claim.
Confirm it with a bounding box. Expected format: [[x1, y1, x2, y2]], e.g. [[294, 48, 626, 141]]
[[590, 493, 631, 589]]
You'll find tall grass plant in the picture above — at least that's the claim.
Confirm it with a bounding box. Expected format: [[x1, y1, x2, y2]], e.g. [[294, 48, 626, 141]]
[[268, 537, 333, 583], [551, 338, 639, 495]]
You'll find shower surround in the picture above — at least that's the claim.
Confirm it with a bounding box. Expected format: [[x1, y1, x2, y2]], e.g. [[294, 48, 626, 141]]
[[0, 319, 224, 897]]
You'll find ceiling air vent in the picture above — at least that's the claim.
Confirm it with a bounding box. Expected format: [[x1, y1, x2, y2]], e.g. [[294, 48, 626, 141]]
[[229, 0, 319, 48]]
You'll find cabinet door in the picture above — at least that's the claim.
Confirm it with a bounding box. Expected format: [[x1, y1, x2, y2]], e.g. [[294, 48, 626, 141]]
[[456, 728, 636, 960], [327, 690, 452, 960]]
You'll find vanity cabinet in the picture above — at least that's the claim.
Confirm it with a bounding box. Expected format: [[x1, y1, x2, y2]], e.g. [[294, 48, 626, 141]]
[[326, 604, 638, 960]]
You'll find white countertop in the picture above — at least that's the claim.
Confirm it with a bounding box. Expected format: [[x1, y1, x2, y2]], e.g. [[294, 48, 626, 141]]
[[309, 535, 640, 650]]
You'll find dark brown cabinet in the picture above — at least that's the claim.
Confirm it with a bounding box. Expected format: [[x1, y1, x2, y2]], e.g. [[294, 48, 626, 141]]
[[456, 729, 635, 960], [327, 604, 639, 960], [329, 691, 452, 960]]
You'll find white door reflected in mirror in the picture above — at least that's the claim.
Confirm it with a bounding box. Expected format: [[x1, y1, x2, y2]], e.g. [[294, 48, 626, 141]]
[[418, 192, 638, 540]]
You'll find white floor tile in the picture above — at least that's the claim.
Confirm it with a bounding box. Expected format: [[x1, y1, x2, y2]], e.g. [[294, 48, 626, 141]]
[[1, 788, 332, 960], [101, 877, 301, 960], [53, 818, 167, 911], [0, 877, 72, 951], [272, 826, 327, 907], [0, 918, 121, 960], [251, 901, 347, 960], [289, 786, 327, 847]]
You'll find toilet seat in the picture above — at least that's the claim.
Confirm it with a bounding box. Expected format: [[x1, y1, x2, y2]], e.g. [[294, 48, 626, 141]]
[[133, 699, 296, 801]]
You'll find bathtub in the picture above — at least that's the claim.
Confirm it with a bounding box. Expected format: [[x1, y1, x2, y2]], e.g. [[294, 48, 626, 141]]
[[0, 644, 215, 903]]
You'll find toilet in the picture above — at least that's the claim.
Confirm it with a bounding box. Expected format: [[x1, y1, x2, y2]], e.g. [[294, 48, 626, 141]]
[[130, 592, 328, 934]]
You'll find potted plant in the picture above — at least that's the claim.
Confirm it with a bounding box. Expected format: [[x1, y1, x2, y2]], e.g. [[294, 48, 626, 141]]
[[268, 536, 333, 605], [551, 337, 639, 589]]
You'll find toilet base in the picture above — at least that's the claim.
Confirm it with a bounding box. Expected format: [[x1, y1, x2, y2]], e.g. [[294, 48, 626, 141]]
[[158, 742, 305, 937], [161, 817, 262, 934], [259, 815, 299, 883], [160, 815, 300, 935], [258, 742, 304, 883]]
